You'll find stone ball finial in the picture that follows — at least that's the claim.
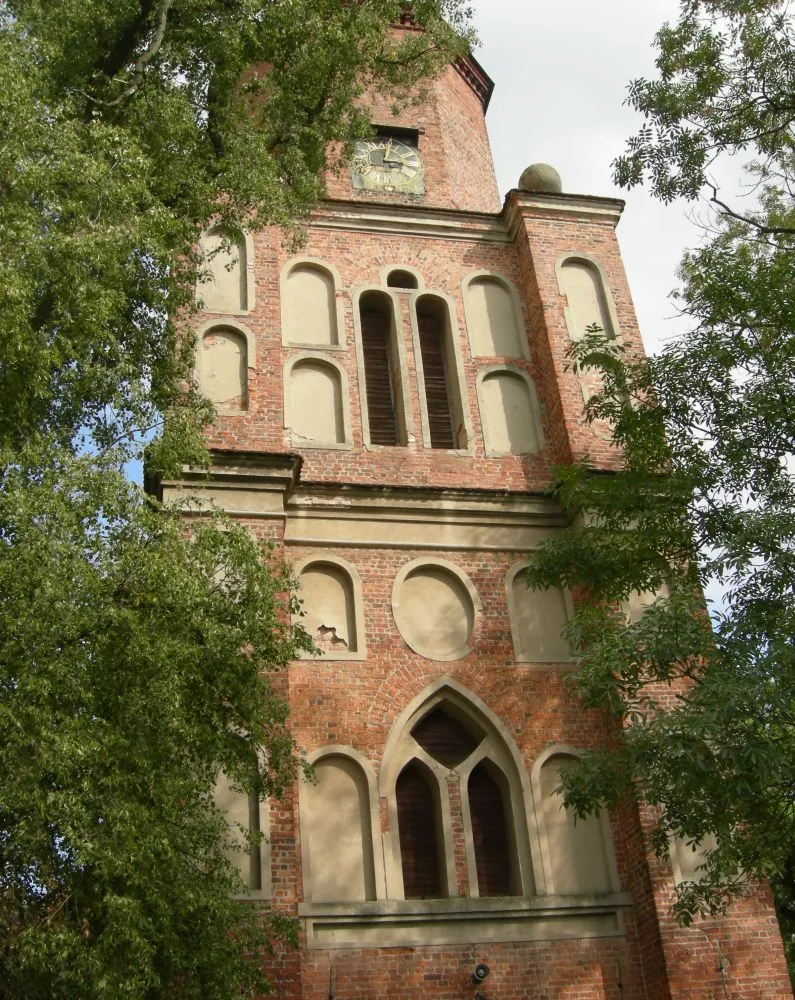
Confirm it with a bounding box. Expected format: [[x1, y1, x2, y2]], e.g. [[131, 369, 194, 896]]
[[518, 163, 563, 194]]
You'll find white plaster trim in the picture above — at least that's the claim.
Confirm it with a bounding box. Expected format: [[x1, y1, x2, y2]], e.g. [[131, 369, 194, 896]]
[[554, 253, 622, 343], [283, 351, 353, 449], [461, 270, 531, 361], [505, 561, 575, 664], [530, 745, 621, 897], [391, 557, 481, 662], [407, 290, 474, 453], [475, 364, 545, 456], [279, 256, 347, 350], [350, 285, 416, 448], [299, 746, 387, 903], [379, 264, 426, 291], [379, 677, 546, 899], [291, 553, 367, 661], [195, 228, 256, 315]]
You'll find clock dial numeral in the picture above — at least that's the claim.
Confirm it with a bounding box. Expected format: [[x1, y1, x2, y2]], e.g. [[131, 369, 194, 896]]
[[351, 137, 424, 194]]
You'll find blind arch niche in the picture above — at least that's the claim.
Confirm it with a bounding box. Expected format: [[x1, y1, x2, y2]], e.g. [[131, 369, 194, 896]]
[[281, 258, 344, 348], [477, 367, 544, 455], [556, 255, 618, 342], [197, 228, 253, 314], [196, 320, 255, 411], [534, 749, 619, 896], [462, 271, 529, 359], [284, 354, 350, 447], [293, 554, 366, 660], [300, 748, 384, 903]]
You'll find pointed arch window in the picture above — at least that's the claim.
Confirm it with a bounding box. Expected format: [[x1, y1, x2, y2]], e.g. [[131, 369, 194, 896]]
[[381, 686, 536, 902], [469, 762, 514, 896], [396, 762, 444, 899]]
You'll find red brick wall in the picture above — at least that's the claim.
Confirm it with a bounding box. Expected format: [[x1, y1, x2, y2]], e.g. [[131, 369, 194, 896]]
[[189, 44, 793, 1000], [323, 63, 499, 214]]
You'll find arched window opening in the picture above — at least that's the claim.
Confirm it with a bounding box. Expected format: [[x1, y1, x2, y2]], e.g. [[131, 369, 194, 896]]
[[396, 762, 444, 899], [411, 706, 483, 767], [359, 291, 405, 446], [469, 763, 514, 897], [201, 328, 248, 409], [382, 683, 536, 904], [386, 269, 419, 290], [416, 296, 463, 449]]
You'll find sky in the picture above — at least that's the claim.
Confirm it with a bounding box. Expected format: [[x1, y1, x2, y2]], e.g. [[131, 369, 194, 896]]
[[473, 0, 694, 355]]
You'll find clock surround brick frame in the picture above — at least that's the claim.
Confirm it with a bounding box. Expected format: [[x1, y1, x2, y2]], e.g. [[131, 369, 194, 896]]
[[161, 27, 794, 1000]]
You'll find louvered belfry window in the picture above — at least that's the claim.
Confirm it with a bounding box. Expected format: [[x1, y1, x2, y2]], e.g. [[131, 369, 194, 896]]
[[417, 303, 456, 449], [396, 763, 443, 898], [360, 295, 399, 446], [468, 763, 513, 896]]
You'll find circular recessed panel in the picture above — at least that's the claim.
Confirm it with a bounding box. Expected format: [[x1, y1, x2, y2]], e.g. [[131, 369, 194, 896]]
[[394, 564, 476, 660]]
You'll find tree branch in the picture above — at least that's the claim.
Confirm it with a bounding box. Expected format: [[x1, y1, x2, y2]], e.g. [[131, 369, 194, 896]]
[[90, 0, 172, 109], [707, 182, 795, 236]]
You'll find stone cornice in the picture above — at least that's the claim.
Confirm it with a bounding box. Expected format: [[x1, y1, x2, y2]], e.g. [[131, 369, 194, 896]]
[[454, 53, 495, 112], [310, 189, 626, 244], [504, 189, 626, 237], [311, 199, 511, 243]]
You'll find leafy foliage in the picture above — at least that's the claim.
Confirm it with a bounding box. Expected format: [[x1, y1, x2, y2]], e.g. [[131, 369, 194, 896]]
[[525, 0, 795, 956], [0, 450, 314, 999], [0, 2, 474, 996]]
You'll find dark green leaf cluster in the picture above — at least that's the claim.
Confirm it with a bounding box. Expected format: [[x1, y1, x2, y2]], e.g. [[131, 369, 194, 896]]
[[0, 3, 474, 995], [0, 449, 315, 998], [1, 0, 472, 462], [615, 0, 795, 203], [526, 1, 795, 950]]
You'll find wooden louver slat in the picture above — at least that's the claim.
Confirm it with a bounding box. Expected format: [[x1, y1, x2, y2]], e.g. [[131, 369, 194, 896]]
[[361, 308, 398, 446], [469, 763, 512, 897], [418, 310, 455, 449], [396, 764, 442, 899]]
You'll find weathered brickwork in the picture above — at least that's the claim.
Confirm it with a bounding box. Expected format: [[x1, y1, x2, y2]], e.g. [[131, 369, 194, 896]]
[[174, 29, 794, 1000]]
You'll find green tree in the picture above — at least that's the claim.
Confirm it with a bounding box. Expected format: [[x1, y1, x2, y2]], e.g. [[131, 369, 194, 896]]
[[524, 0, 795, 950], [0, 3, 473, 996]]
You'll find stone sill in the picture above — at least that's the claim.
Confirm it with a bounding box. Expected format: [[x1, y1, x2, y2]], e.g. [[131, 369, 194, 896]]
[[299, 893, 632, 949]]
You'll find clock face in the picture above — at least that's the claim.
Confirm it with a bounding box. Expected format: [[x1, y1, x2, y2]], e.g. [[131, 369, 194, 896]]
[[351, 137, 425, 195]]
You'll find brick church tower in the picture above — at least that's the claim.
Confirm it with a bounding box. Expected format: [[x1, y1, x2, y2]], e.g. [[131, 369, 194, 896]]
[[163, 24, 792, 1000]]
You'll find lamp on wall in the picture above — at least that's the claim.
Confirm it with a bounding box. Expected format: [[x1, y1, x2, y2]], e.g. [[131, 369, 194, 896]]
[[472, 963, 490, 984]]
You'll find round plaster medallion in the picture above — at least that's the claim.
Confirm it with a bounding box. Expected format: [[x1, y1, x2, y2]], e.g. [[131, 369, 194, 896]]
[[392, 561, 479, 661]]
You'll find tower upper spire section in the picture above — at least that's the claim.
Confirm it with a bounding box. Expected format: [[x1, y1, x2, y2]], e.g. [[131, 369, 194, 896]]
[[324, 32, 499, 214]]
